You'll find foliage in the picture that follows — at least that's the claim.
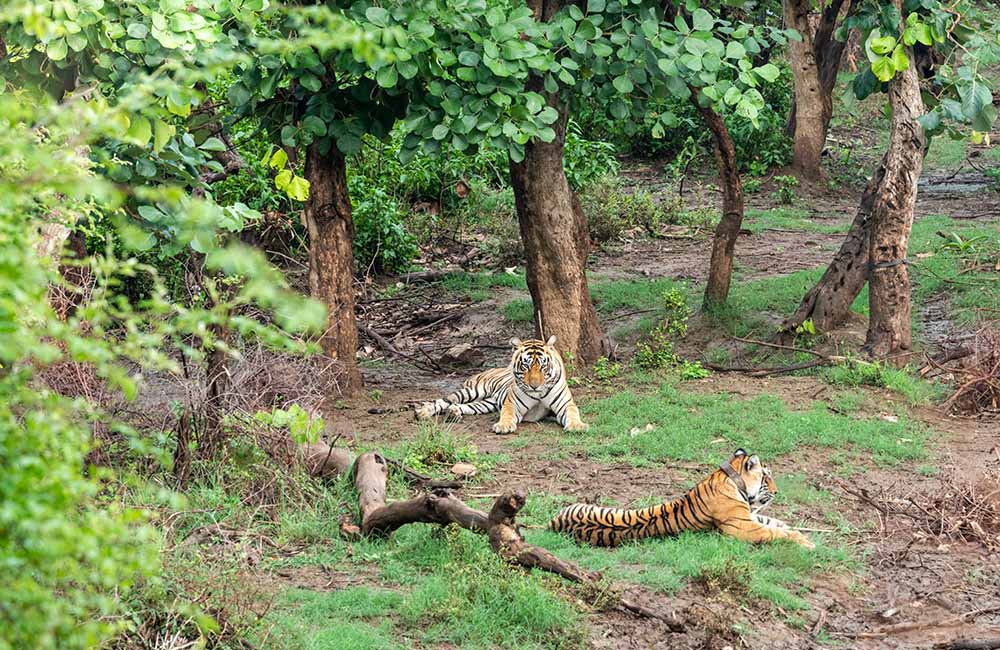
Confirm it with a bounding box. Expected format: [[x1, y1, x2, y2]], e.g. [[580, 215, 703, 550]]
[[678, 360, 711, 380], [503, 298, 535, 324], [772, 175, 800, 205], [579, 176, 669, 243], [251, 404, 324, 445], [822, 360, 939, 405], [634, 289, 690, 369], [349, 177, 418, 276], [563, 121, 621, 189], [593, 356, 623, 381]]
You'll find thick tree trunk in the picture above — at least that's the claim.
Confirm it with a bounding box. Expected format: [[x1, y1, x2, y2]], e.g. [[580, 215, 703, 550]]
[[509, 98, 608, 364], [507, 0, 608, 365], [783, 0, 853, 179], [304, 143, 363, 394], [779, 161, 885, 335], [696, 102, 744, 310], [864, 40, 925, 361]]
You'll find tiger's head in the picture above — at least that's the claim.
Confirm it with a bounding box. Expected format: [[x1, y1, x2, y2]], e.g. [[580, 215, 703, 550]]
[[509, 336, 562, 395], [723, 449, 777, 509]]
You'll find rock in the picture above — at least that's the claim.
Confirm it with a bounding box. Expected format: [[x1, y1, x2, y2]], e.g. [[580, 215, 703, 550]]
[[451, 462, 478, 478], [440, 343, 484, 367]]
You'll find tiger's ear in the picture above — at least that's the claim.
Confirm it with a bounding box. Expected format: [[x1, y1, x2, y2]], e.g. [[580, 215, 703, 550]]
[[510, 337, 522, 348], [545, 335, 557, 347], [746, 455, 759, 469], [733, 448, 747, 457]]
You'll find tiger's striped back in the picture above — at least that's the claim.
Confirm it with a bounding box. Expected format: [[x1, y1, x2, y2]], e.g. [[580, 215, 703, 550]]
[[549, 484, 717, 547]]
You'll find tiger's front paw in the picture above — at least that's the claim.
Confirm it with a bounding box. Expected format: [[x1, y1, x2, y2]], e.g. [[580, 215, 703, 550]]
[[564, 420, 589, 432], [493, 420, 517, 434], [414, 403, 435, 420], [789, 531, 815, 549], [445, 404, 464, 421]]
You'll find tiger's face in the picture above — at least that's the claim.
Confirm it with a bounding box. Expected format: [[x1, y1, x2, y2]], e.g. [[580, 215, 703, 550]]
[[510, 335, 561, 395], [729, 449, 777, 508]]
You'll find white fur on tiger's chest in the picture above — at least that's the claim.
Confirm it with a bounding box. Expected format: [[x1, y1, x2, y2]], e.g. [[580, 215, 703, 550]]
[[521, 401, 550, 422]]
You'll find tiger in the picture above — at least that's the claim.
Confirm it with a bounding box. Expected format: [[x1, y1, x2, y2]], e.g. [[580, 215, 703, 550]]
[[414, 336, 588, 435], [549, 449, 814, 549]]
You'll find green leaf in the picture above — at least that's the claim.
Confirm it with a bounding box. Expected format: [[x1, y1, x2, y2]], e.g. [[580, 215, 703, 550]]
[[432, 124, 449, 140], [587, 0, 606, 12], [959, 79, 993, 122], [537, 106, 559, 124], [525, 93, 544, 114], [723, 86, 741, 106], [274, 169, 292, 191], [725, 41, 745, 60], [376, 65, 398, 88], [691, 8, 714, 31], [153, 119, 174, 153], [871, 56, 895, 82], [397, 59, 418, 79], [592, 41, 613, 57], [126, 22, 148, 39], [47, 38, 68, 61], [365, 7, 389, 26], [916, 110, 942, 133], [302, 115, 327, 137], [458, 51, 480, 66], [280, 125, 297, 147], [126, 116, 152, 146], [890, 45, 909, 72], [971, 104, 997, 133], [199, 136, 226, 152], [853, 68, 879, 100], [612, 74, 633, 94], [269, 148, 288, 170], [286, 175, 310, 202], [754, 63, 781, 83], [870, 35, 896, 55], [299, 73, 322, 92]]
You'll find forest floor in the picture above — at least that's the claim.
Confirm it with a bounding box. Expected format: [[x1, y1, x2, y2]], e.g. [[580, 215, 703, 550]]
[[156, 130, 1000, 649]]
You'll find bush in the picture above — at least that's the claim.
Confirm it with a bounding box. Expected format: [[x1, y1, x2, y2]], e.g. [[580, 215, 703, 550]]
[[579, 176, 669, 243], [574, 61, 793, 173], [564, 120, 621, 190], [772, 175, 800, 205], [349, 177, 418, 276], [633, 289, 691, 370]]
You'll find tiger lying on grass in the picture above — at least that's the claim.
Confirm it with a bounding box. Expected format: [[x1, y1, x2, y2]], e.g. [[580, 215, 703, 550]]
[[415, 336, 588, 434], [550, 449, 814, 548]]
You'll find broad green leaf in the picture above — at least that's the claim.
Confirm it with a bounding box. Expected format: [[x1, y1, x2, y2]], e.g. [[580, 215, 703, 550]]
[[612, 74, 633, 94], [274, 169, 292, 190], [152, 120, 174, 153], [47, 38, 68, 61], [754, 63, 781, 83], [959, 79, 993, 122], [971, 104, 997, 133], [870, 34, 896, 56], [302, 116, 326, 136], [723, 86, 742, 105], [376, 66, 398, 88], [269, 148, 288, 170], [200, 137, 226, 152], [365, 7, 389, 26], [691, 8, 714, 31], [299, 73, 322, 92], [587, 0, 606, 12], [725, 41, 745, 60], [871, 56, 895, 82], [458, 51, 480, 66], [890, 45, 909, 72], [286, 175, 310, 202], [432, 124, 449, 140], [126, 116, 152, 146]]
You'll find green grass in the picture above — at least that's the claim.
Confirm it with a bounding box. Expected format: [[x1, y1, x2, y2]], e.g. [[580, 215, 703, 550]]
[[439, 271, 528, 302], [503, 297, 534, 323], [743, 207, 848, 235], [266, 526, 584, 650], [589, 277, 688, 313], [923, 135, 969, 169], [822, 360, 945, 405], [577, 379, 930, 467]]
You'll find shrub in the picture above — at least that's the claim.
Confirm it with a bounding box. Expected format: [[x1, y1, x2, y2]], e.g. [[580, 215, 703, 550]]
[[579, 176, 669, 243], [349, 177, 418, 276], [633, 289, 691, 369], [564, 120, 621, 190], [593, 356, 622, 381], [772, 175, 800, 205]]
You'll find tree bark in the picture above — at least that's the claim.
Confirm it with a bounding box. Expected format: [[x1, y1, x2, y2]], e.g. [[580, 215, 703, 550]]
[[779, 160, 885, 335], [508, 0, 608, 365], [864, 36, 925, 361], [783, 0, 854, 179], [304, 143, 363, 394], [695, 101, 744, 310]]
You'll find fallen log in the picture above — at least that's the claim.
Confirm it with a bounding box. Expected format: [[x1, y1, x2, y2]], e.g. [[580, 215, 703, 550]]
[[310, 445, 688, 630]]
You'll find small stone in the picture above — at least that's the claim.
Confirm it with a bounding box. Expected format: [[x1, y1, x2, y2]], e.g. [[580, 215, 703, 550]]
[[451, 462, 478, 478]]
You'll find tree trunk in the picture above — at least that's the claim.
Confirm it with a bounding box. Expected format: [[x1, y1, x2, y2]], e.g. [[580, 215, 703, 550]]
[[783, 0, 853, 179], [304, 143, 363, 394], [696, 101, 744, 310], [864, 38, 926, 361], [779, 160, 885, 335], [509, 107, 607, 365]]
